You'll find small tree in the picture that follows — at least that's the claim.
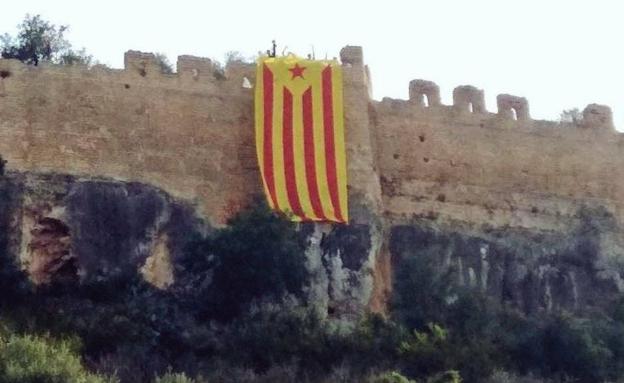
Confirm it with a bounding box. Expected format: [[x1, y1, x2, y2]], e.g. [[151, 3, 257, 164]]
[[224, 50, 247, 64], [559, 108, 583, 125], [182, 202, 309, 322], [155, 53, 173, 74], [58, 47, 92, 66], [1, 14, 92, 66]]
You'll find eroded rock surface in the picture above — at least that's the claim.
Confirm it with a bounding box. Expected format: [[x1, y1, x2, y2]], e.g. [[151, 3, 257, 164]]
[[2, 170, 624, 317], [389, 205, 624, 315], [0, 172, 203, 287]]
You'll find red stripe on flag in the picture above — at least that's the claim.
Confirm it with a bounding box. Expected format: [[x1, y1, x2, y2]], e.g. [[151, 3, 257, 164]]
[[321, 66, 344, 222], [262, 64, 278, 209], [282, 87, 305, 218], [302, 87, 325, 220]]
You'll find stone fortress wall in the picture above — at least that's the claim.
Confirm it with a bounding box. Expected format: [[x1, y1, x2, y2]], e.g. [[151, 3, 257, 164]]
[[376, 73, 621, 234], [0, 45, 621, 234], [0, 51, 260, 225]]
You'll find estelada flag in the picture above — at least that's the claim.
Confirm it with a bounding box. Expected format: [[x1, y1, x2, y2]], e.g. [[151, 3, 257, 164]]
[[255, 55, 348, 223]]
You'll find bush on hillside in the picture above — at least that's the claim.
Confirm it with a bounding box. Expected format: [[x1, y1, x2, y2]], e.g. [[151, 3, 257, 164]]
[[392, 255, 457, 330], [0, 333, 116, 383], [181, 202, 309, 321], [154, 371, 195, 383], [369, 371, 416, 383]]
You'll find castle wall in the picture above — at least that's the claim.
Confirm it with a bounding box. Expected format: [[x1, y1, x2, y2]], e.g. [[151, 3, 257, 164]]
[[1, 46, 622, 234], [375, 90, 622, 233], [0, 53, 260, 224]]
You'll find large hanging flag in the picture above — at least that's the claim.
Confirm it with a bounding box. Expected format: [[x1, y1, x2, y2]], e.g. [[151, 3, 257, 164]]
[[255, 55, 348, 223]]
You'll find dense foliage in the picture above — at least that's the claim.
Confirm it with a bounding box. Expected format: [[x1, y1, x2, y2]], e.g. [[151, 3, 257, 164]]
[[0, 333, 115, 383], [180, 203, 309, 322]]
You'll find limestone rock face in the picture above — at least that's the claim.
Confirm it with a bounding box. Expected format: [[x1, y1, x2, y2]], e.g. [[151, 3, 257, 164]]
[[2, 171, 624, 317], [0, 172, 202, 287], [302, 220, 381, 318], [389, 206, 624, 315]]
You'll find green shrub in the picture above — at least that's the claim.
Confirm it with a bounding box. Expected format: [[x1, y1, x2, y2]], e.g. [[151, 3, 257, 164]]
[[182, 202, 309, 322], [219, 303, 338, 372], [392, 255, 456, 330], [541, 315, 612, 382], [485, 370, 553, 383], [398, 323, 452, 380], [155, 371, 195, 383], [154, 53, 174, 74], [345, 313, 406, 373], [0, 333, 116, 383], [427, 370, 462, 383], [391, 254, 510, 382], [369, 371, 416, 383]]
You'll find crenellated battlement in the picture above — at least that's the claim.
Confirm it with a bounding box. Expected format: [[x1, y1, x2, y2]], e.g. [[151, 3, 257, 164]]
[[124, 50, 162, 77], [175, 55, 217, 80], [497, 94, 529, 121], [339, 46, 364, 66], [409, 80, 441, 107], [398, 77, 615, 131], [0, 48, 617, 131], [453, 85, 486, 114], [582, 103, 614, 130], [0, 50, 256, 91], [122, 49, 257, 82]]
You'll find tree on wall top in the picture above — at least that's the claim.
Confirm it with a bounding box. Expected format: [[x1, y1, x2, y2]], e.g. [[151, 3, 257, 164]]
[[560, 108, 583, 126], [1, 14, 92, 66]]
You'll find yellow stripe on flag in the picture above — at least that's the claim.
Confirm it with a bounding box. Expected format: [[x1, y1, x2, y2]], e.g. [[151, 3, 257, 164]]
[[311, 68, 333, 220]]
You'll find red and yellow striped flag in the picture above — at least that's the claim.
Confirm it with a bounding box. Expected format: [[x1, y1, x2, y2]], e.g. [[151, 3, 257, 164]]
[[255, 55, 348, 223]]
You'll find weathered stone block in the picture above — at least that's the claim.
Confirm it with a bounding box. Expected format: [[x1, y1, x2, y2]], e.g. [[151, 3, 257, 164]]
[[453, 85, 486, 113], [582, 104, 614, 130], [409, 79, 441, 107], [497, 94, 530, 120]]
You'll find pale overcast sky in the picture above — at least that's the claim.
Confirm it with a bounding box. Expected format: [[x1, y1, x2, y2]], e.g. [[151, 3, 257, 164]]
[[2, 0, 624, 128]]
